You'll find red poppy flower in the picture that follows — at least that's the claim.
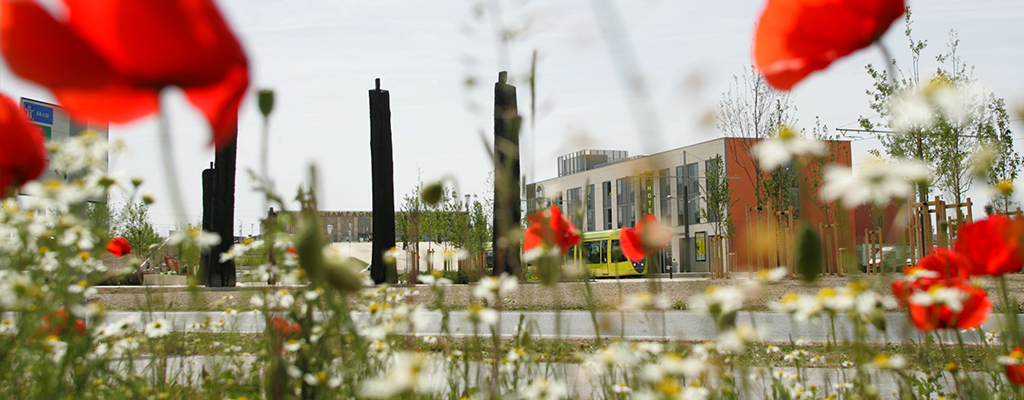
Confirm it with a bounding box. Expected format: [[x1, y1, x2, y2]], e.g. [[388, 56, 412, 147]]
[[41, 306, 86, 337], [954, 215, 1024, 276], [106, 237, 132, 257], [270, 316, 301, 338], [0, 94, 47, 195], [1006, 347, 1024, 385], [619, 214, 672, 262], [891, 249, 991, 331], [523, 206, 581, 255], [753, 0, 905, 90], [0, 0, 249, 149]]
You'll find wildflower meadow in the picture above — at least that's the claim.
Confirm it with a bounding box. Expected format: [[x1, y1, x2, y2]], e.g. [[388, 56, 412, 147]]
[[3, 0, 1024, 399]]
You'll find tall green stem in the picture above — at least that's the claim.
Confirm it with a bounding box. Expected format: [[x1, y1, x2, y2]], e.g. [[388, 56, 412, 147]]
[[1000, 276, 1021, 346], [260, 115, 270, 212], [157, 99, 188, 226]]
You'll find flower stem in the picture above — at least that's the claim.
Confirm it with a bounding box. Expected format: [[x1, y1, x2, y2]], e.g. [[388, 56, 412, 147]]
[[1000, 276, 1021, 346], [158, 98, 189, 227], [876, 40, 897, 88], [260, 115, 270, 211]]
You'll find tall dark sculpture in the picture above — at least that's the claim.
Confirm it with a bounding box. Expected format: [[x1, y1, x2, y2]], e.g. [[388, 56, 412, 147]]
[[207, 136, 237, 287], [492, 71, 521, 277], [369, 78, 397, 284], [200, 163, 216, 276]]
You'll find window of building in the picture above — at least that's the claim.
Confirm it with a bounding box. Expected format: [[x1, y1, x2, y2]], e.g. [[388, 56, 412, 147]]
[[616, 177, 636, 228], [659, 168, 672, 225], [566, 187, 582, 230], [603, 181, 613, 230], [676, 163, 700, 226], [586, 184, 595, 232]]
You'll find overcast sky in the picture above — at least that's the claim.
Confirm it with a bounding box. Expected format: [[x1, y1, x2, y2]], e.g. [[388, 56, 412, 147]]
[[2, 0, 1023, 235]]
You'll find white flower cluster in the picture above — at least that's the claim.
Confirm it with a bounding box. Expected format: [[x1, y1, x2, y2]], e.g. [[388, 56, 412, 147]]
[[772, 283, 897, 322], [689, 285, 745, 316], [220, 238, 264, 263], [352, 285, 429, 341], [582, 340, 712, 400], [887, 79, 980, 132], [619, 291, 671, 311], [472, 273, 518, 303], [357, 352, 446, 398], [821, 155, 930, 208], [751, 128, 826, 170]]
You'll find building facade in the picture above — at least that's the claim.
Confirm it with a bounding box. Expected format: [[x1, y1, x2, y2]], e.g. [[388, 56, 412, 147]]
[[527, 137, 854, 273]]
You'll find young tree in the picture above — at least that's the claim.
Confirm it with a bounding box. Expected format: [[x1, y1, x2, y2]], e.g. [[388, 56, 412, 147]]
[[110, 198, 161, 258], [977, 95, 1021, 213], [396, 182, 425, 272], [802, 118, 843, 225], [87, 201, 112, 237], [860, 12, 1019, 206], [701, 154, 735, 237], [717, 66, 798, 208]]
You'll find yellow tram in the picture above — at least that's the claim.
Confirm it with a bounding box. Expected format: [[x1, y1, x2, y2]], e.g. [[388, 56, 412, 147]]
[[570, 229, 647, 277], [487, 229, 648, 278]]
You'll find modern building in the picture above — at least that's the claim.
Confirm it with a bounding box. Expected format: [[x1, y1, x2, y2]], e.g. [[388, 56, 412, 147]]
[[527, 137, 854, 274], [317, 211, 374, 243], [18, 97, 109, 202]]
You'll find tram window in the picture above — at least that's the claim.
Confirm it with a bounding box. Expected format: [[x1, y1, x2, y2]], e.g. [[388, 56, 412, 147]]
[[610, 240, 627, 263], [586, 241, 604, 264]]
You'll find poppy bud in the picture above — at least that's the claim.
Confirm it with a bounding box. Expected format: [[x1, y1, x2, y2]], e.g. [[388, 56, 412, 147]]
[[794, 224, 822, 283], [421, 181, 443, 206], [258, 89, 275, 118]]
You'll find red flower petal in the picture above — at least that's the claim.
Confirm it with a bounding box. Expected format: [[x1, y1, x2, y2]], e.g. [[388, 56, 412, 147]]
[[955, 215, 1024, 276], [1007, 348, 1024, 386], [916, 248, 972, 283], [952, 284, 992, 329], [753, 0, 905, 90], [1009, 365, 1024, 385], [0, 0, 123, 90], [106, 237, 132, 257], [896, 250, 992, 331], [41, 306, 85, 336], [0, 94, 47, 194], [618, 215, 670, 262], [63, 0, 247, 87], [618, 227, 647, 262], [636, 214, 671, 251], [523, 206, 581, 256], [184, 63, 248, 148], [0, 0, 249, 150]]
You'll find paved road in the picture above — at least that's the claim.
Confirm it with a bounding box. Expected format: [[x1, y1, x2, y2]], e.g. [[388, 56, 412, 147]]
[[52, 310, 1018, 344]]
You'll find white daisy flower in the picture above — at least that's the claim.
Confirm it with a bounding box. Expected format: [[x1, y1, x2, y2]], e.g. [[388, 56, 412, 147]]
[[472, 273, 517, 302], [144, 319, 172, 338], [751, 128, 826, 170], [821, 156, 930, 208]]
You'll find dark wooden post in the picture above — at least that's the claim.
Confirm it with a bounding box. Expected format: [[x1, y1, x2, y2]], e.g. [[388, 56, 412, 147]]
[[207, 136, 237, 287], [369, 78, 397, 284], [200, 162, 216, 280], [492, 71, 521, 277]]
